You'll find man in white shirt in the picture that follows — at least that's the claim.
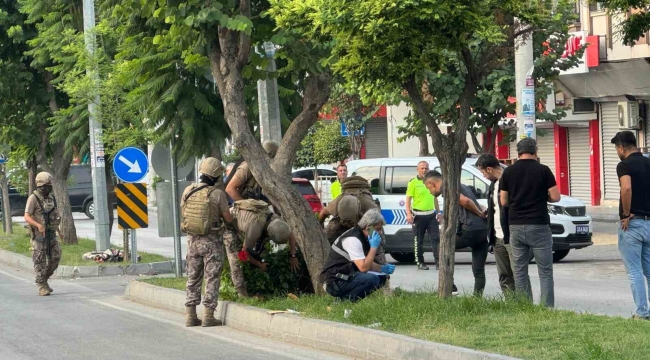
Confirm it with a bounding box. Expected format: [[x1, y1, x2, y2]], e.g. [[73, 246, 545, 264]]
[[320, 209, 396, 301], [476, 153, 517, 294]]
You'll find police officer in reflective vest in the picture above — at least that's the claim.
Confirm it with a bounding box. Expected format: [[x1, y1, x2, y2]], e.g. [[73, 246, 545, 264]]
[[406, 161, 440, 270], [321, 209, 395, 302], [24, 172, 62, 296], [181, 157, 233, 327], [330, 164, 347, 199]]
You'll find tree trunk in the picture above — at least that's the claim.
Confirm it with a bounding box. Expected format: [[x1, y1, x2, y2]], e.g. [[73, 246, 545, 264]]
[[486, 123, 499, 154], [470, 131, 483, 154], [209, 29, 332, 293], [40, 73, 78, 244], [28, 155, 37, 195], [49, 154, 77, 244], [405, 73, 474, 298], [418, 133, 430, 156], [0, 169, 12, 234]]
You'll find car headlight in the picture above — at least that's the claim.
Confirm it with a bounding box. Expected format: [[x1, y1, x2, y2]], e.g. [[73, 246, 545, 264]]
[[548, 205, 564, 215]]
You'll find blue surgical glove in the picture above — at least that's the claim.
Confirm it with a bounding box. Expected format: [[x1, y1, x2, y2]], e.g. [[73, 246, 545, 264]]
[[369, 231, 382, 248], [381, 264, 396, 274]]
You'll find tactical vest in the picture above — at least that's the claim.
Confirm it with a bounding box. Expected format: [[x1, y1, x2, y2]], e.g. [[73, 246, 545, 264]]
[[320, 227, 371, 284], [181, 184, 221, 236], [30, 191, 61, 238], [228, 200, 272, 253]]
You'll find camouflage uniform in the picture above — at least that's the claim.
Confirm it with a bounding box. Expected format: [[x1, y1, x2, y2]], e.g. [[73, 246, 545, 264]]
[[25, 186, 62, 293], [223, 228, 247, 297], [185, 232, 225, 309], [181, 179, 230, 311]]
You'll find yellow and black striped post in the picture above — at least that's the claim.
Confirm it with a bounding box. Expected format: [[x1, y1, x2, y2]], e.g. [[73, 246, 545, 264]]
[[116, 183, 148, 229]]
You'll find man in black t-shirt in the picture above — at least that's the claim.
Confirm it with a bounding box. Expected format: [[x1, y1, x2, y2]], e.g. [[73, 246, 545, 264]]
[[499, 137, 561, 307], [612, 131, 650, 320]]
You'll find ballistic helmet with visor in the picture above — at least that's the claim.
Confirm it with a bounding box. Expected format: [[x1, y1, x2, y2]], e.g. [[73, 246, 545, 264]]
[[267, 218, 291, 244], [199, 157, 224, 178]]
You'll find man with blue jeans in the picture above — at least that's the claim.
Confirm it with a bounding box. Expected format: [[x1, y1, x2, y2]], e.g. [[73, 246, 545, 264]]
[[321, 209, 396, 301], [612, 131, 650, 320], [500, 138, 560, 307]]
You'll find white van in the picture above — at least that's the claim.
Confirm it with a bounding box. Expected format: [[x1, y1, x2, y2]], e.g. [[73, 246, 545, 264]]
[[345, 156, 593, 263]]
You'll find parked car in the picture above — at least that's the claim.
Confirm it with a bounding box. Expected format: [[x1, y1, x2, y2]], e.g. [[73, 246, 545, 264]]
[[291, 166, 338, 206], [1, 165, 116, 220], [291, 178, 323, 214], [345, 157, 593, 263]]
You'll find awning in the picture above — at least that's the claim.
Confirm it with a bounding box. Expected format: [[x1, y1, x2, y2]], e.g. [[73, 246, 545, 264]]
[[558, 58, 650, 100]]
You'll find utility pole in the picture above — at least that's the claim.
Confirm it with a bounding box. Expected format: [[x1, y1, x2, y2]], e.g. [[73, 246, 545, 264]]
[[258, 42, 282, 144], [515, 20, 536, 141], [169, 139, 183, 277], [82, 0, 111, 250]]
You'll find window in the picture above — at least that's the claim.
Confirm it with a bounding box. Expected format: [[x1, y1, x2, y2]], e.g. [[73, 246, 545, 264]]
[[432, 167, 489, 200], [589, 2, 604, 12], [384, 166, 416, 194], [461, 170, 488, 199], [292, 181, 317, 195], [292, 169, 315, 180], [351, 166, 380, 194]]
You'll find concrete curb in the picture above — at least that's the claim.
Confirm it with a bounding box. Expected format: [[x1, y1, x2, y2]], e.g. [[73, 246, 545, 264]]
[[125, 281, 519, 360], [0, 249, 184, 279]]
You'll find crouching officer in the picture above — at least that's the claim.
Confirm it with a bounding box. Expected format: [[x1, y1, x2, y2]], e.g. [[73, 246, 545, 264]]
[[24, 172, 61, 296], [321, 209, 395, 302], [223, 199, 297, 297], [181, 157, 233, 327]]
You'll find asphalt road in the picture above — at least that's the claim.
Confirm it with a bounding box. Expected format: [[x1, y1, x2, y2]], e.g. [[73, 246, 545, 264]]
[[0, 262, 349, 360], [11, 213, 634, 318]]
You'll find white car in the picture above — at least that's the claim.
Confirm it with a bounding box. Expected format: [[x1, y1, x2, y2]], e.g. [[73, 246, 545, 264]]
[[345, 156, 593, 263]]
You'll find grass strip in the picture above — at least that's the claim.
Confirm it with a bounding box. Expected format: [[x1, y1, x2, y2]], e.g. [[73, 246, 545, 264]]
[[140, 276, 650, 360], [0, 225, 170, 266]]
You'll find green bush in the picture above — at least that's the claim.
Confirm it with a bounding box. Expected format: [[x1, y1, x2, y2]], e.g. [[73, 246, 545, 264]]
[[220, 246, 312, 300]]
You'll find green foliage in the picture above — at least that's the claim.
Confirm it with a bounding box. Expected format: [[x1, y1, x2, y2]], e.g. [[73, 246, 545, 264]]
[[220, 246, 312, 300], [222, 149, 242, 165], [295, 121, 350, 169], [594, 0, 650, 44], [313, 121, 351, 165]]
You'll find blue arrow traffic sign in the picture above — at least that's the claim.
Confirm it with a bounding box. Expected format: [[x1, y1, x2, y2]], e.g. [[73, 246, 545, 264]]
[[113, 147, 149, 183]]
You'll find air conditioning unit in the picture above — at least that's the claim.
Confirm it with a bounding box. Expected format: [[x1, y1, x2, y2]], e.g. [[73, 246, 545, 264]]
[[572, 98, 596, 113], [618, 101, 641, 129]]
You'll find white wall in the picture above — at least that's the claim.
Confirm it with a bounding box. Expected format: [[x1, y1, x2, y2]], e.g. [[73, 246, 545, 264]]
[[387, 102, 483, 158]]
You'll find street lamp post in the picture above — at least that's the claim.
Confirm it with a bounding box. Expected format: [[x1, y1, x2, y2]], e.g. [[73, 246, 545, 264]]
[[258, 42, 282, 144]]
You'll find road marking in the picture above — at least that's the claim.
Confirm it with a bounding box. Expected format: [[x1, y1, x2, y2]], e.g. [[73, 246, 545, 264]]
[[88, 299, 320, 360]]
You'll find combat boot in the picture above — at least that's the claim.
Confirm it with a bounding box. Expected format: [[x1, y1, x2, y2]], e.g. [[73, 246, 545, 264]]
[[185, 306, 202, 327], [37, 283, 51, 296], [202, 308, 223, 327], [45, 280, 53, 293]]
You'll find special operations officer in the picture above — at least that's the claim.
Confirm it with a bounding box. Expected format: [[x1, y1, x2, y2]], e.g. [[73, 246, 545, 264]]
[[24, 172, 61, 296], [225, 140, 279, 202], [406, 161, 440, 270], [223, 199, 298, 297], [181, 157, 233, 327]]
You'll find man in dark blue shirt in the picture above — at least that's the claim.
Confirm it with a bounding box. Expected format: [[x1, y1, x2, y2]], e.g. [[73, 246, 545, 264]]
[[612, 131, 650, 320]]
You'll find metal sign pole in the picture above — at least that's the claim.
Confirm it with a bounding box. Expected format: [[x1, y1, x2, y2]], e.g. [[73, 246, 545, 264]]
[[170, 139, 183, 277], [130, 229, 137, 264]]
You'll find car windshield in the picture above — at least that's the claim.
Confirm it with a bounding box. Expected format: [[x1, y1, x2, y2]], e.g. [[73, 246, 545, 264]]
[[292, 182, 316, 195]]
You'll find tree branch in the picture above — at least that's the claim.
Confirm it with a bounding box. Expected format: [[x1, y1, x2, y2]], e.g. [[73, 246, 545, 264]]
[[274, 73, 332, 175], [236, 0, 252, 70], [404, 76, 445, 147]]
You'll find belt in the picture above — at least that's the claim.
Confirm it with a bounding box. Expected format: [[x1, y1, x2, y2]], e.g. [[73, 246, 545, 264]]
[[631, 215, 650, 221], [413, 209, 436, 216]]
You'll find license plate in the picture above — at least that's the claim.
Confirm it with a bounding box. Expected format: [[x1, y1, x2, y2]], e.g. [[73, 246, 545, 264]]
[[576, 226, 589, 235]]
